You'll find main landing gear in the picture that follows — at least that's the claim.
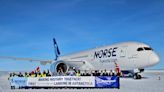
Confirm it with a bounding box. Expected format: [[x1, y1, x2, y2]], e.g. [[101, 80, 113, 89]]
[[133, 73, 142, 79]]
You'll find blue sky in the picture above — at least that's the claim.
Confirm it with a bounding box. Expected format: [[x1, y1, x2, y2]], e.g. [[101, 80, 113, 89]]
[[0, 0, 164, 71]]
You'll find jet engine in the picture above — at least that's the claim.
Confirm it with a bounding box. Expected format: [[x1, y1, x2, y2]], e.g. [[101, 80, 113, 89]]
[[50, 61, 69, 75]]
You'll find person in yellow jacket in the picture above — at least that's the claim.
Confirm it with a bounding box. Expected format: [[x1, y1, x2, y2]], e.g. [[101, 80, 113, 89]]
[[24, 72, 29, 78], [76, 70, 81, 76], [37, 72, 42, 77], [42, 73, 46, 77], [42, 71, 47, 77], [31, 73, 36, 77], [30, 71, 36, 77]]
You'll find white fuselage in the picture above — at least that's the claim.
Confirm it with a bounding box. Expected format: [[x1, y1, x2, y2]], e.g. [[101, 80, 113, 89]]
[[58, 42, 159, 71]]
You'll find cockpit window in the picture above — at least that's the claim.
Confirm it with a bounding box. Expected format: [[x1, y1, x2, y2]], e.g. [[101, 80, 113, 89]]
[[144, 47, 153, 50], [137, 48, 144, 51]]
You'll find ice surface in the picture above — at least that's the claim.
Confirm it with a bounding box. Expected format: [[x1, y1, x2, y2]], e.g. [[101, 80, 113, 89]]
[[0, 70, 164, 92]]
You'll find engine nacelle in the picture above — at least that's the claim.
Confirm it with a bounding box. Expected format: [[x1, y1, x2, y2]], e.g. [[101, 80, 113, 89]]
[[50, 61, 69, 75]]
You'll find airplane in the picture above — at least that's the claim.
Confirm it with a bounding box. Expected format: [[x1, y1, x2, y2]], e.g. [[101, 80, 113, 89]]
[[0, 38, 159, 79]]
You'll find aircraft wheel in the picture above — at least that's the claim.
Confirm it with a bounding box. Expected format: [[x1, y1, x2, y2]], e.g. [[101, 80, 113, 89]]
[[134, 73, 142, 79], [134, 75, 137, 79], [138, 74, 142, 79], [11, 86, 15, 89]]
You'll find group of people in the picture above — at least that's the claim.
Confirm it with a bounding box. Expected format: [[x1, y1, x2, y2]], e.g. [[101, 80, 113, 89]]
[[82, 70, 116, 76], [9, 70, 51, 78], [61, 69, 120, 76], [57, 62, 122, 77], [9, 63, 122, 77]]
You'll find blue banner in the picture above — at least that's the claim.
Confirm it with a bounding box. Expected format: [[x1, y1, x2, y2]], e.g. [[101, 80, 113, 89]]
[[9, 76, 119, 89], [10, 77, 27, 88], [95, 76, 119, 88]]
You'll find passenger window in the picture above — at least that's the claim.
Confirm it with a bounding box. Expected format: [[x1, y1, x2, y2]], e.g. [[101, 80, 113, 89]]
[[144, 47, 152, 50], [137, 48, 143, 51]]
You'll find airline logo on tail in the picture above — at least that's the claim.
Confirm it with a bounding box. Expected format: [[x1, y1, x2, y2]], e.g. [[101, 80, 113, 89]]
[[53, 38, 60, 60]]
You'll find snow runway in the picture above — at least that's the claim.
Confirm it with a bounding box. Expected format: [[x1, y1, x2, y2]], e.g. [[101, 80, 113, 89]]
[[0, 70, 163, 92]]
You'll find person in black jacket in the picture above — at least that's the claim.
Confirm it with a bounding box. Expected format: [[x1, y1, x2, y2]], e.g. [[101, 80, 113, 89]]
[[109, 70, 115, 76], [81, 70, 90, 76], [92, 71, 96, 76], [102, 69, 108, 76], [96, 70, 101, 76]]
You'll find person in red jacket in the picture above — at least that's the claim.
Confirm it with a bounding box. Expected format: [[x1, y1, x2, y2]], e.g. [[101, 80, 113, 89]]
[[115, 62, 121, 76]]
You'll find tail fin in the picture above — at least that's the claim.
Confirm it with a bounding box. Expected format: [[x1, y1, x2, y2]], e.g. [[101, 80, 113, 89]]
[[53, 38, 60, 60]]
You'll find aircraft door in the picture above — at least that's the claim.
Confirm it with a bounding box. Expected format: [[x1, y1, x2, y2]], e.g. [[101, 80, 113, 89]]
[[120, 47, 127, 58]]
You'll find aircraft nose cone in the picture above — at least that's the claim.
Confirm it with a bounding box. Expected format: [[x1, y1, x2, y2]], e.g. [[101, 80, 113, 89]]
[[149, 53, 159, 65]]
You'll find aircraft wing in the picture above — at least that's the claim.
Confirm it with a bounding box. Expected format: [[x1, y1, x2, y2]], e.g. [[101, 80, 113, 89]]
[[65, 60, 85, 66], [0, 56, 53, 65], [62, 60, 93, 70]]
